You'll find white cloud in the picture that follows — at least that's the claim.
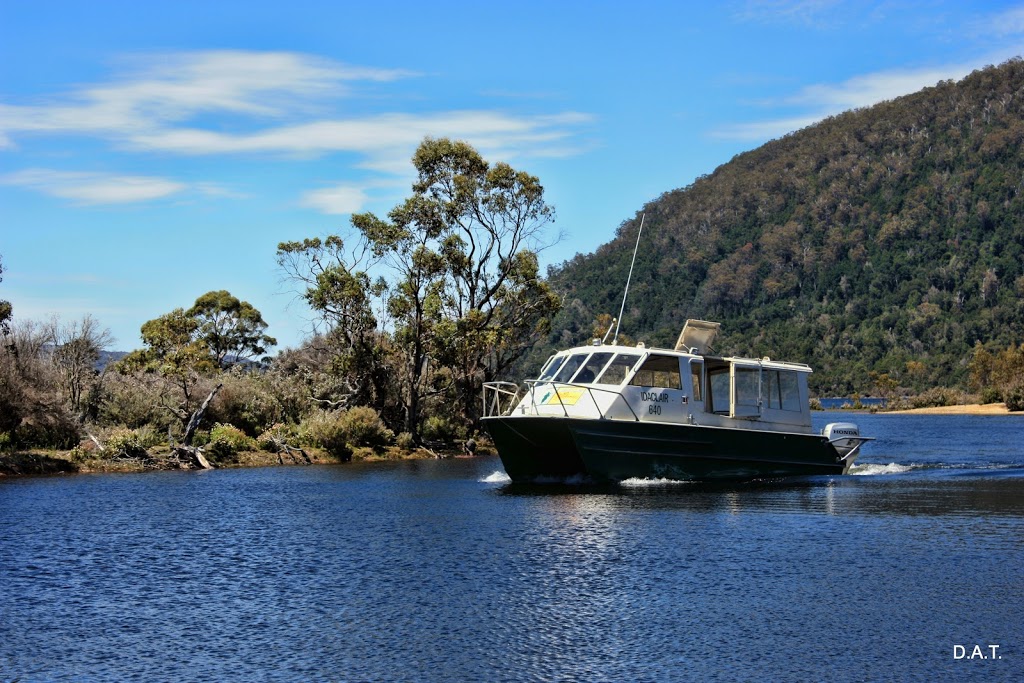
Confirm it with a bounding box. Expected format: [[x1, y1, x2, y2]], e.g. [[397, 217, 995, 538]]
[[1, 169, 186, 204], [0, 50, 589, 163], [300, 185, 369, 215], [0, 51, 413, 139], [0, 49, 594, 212]]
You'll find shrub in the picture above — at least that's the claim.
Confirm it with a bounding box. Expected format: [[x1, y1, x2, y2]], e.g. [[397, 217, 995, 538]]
[[299, 410, 351, 461], [15, 405, 80, 450], [979, 386, 1003, 405], [421, 415, 463, 443], [205, 423, 256, 463], [396, 431, 416, 450], [256, 423, 299, 452], [909, 387, 961, 409], [1005, 385, 1024, 412], [340, 406, 394, 450], [104, 428, 150, 459]]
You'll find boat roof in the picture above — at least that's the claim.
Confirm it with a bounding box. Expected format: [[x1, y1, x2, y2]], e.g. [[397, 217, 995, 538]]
[[553, 319, 814, 373]]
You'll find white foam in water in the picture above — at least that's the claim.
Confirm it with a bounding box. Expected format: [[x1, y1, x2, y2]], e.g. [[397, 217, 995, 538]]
[[849, 462, 914, 476], [481, 471, 512, 484], [619, 477, 694, 487]]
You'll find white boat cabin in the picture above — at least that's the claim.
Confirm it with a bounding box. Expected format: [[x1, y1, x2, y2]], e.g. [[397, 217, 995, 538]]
[[507, 320, 814, 434]]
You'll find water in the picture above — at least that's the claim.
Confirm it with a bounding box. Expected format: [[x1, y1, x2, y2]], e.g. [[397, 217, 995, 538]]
[[2, 412, 1022, 682]]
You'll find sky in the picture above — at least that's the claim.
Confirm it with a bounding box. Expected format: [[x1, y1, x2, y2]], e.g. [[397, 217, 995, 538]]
[[2, 0, 1023, 352]]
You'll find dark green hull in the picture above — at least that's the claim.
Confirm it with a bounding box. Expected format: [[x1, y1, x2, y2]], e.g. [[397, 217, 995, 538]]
[[483, 416, 846, 482]]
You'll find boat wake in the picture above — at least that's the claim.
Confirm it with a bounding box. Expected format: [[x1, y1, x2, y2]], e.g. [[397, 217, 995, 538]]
[[480, 471, 512, 484], [849, 462, 915, 476], [619, 477, 696, 487]]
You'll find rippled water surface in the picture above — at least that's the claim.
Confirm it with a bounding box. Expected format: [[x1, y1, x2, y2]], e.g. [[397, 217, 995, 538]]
[[2, 413, 1023, 682]]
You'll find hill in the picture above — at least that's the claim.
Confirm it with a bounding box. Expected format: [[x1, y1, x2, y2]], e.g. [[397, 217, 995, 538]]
[[543, 59, 1024, 396]]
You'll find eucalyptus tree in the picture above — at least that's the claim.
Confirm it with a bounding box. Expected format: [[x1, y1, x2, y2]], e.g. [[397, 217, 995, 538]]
[[275, 235, 388, 410], [118, 308, 217, 427], [280, 137, 561, 439], [118, 291, 274, 428], [187, 290, 276, 367]]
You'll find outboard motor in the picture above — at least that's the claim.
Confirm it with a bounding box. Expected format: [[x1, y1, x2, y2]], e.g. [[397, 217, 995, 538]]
[[823, 422, 871, 469]]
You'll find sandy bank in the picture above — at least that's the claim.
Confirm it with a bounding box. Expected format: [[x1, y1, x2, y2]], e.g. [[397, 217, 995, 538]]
[[886, 402, 1023, 415]]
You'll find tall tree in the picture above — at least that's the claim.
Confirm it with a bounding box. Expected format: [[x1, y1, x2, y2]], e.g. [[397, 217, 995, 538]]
[[187, 290, 277, 366], [356, 137, 561, 431]]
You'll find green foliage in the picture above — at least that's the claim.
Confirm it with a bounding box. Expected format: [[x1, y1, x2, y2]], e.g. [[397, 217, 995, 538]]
[[396, 431, 416, 450], [1005, 385, 1024, 412], [421, 415, 462, 443], [969, 342, 1024, 405], [104, 427, 152, 459], [339, 406, 394, 450], [206, 423, 257, 463], [909, 387, 964, 409], [256, 423, 299, 452], [299, 410, 353, 461], [188, 290, 277, 366], [543, 59, 1024, 396]]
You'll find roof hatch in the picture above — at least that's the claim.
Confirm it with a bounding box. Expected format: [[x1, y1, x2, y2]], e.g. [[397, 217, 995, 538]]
[[674, 319, 721, 354]]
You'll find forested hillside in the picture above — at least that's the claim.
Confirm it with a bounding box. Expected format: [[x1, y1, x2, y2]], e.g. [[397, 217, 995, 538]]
[[545, 59, 1024, 396]]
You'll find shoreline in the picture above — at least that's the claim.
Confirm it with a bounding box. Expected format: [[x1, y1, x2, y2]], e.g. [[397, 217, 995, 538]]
[[0, 444, 476, 479], [881, 402, 1023, 416]]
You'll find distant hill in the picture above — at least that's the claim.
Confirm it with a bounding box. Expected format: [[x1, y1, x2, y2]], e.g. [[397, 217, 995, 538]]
[[543, 59, 1024, 395]]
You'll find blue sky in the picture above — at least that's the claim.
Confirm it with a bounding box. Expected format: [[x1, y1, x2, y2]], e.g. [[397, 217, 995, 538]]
[[2, 0, 1023, 351]]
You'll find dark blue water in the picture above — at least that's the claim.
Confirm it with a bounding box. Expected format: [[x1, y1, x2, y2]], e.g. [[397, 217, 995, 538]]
[[2, 413, 1022, 682]]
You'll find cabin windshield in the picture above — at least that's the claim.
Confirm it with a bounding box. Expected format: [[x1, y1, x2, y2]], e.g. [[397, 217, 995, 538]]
[[536, 355, 562, 381], [595, 352, 642, 385], [570, 352, 614, 384], [552, 353, 589, 383]]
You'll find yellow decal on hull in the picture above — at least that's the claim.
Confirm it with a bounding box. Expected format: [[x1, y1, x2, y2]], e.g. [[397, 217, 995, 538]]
[[545, 387, 585, 405]]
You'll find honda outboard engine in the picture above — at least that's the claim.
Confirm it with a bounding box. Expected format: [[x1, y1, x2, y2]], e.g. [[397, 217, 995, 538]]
[[823, 422, 869, 469]]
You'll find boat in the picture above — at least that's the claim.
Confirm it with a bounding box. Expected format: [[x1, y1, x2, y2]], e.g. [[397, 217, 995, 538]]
[[482, 319, 872, 483]]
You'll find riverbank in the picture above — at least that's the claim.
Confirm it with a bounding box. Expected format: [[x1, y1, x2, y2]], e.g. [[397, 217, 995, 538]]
[[0, 444, 472, 478], [884, 402, 1023, 415]]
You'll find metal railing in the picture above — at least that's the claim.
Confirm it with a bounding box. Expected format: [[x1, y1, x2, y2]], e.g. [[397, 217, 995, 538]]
[[482, 380, 641, 421]]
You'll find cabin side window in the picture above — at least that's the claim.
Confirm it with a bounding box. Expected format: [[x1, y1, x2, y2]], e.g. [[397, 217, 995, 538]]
[[629, 354, 682, 390], [689, 361, 704, 402], [570, 352, 614, 384], [762, 370, 802, 412], [595, 353, 642, 385]]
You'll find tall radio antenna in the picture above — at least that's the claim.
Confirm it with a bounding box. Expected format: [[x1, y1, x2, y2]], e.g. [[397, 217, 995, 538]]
[[613, 213, 645, 345]]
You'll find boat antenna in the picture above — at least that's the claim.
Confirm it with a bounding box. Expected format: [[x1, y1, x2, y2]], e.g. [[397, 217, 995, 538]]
[[601, 317, 616, 344], [613, 213, 645, 345]]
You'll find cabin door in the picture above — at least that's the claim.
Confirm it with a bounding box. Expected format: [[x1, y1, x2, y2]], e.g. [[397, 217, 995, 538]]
[[623, 353, 689, 423], [730, 362, 762, 419]]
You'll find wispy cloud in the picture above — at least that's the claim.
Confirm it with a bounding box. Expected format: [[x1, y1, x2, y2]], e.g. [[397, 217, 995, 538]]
[[1, 168, 186, 204], [971, 5, 1024, 38], [300, 184, 369, 215], [711, 61, 980, 141], [734, 0, 843, 27], [0, 49, 594, 213]]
